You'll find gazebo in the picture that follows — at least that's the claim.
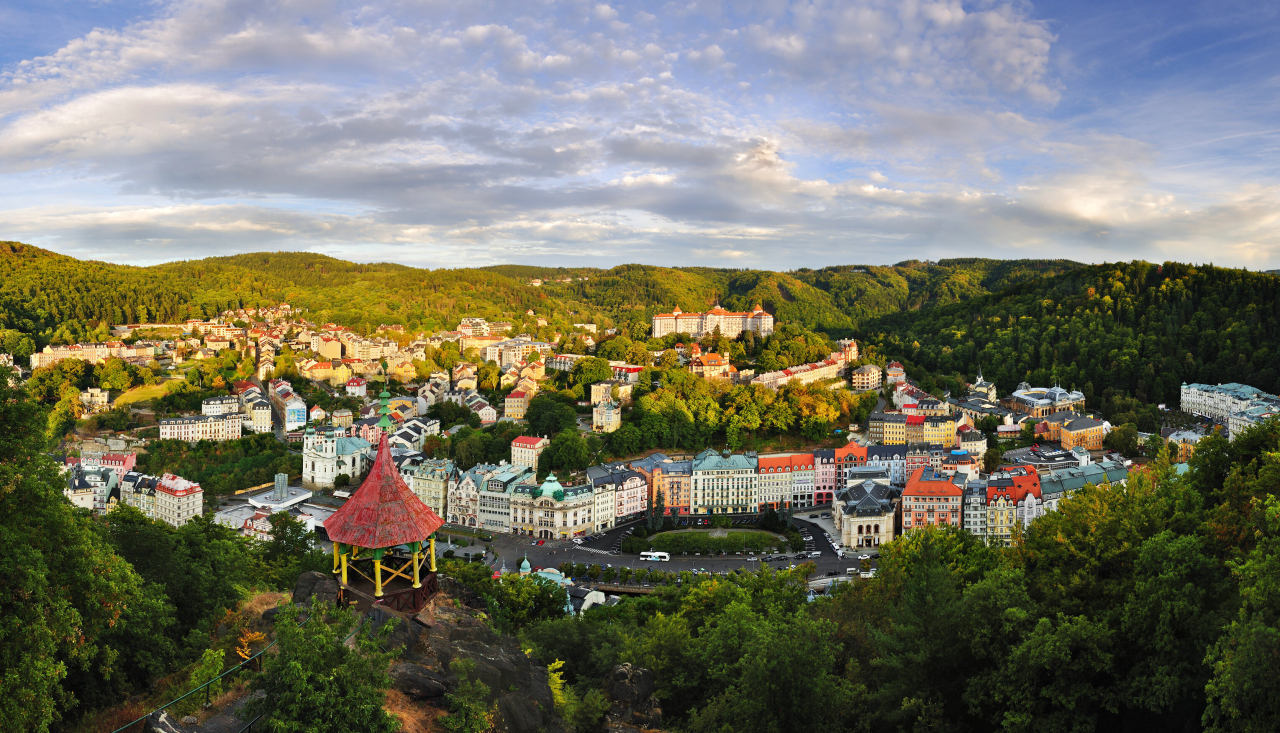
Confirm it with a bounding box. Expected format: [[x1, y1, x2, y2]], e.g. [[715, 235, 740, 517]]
[[324, 433, 445, 609]]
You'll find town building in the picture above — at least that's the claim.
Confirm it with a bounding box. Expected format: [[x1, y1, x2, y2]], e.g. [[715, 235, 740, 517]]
[[982, 468, 1043, 546], [835, 476, 897, 549], [301, 426, 373, 489], [1060, 416, 1105, 450], [1005, 383, 1087, 417], [1039, 461, 1129, 513], [402, 457, 456, 519], [511, 435, 550, 470], [159, 414, 243, 442], [451, 464, 499, 527], [689, 351, 737, 380], [813, 449, 838, 505], [1165, 430, 1202, 462], [592, 400, 622, 433], [849, 364, 883, 392], [479, 465, 535, 533], [885, 362, 906, 384], [331, 408, 353, 427], [587, 464, 649, 525], [691, 449, 759, 515], [80, 387, 111, 414], [201, 394, 240, 416], [590, 380, 632, 405], [643, 457, 691, 515], [117, 472, 204, 527], [751, 353, 847, 390], [651, 305, 774, 339], [865, 445, 909, 485], [511, 475, 596, 539], [504, 390, 530, 419], [900, 468, 964, 532]]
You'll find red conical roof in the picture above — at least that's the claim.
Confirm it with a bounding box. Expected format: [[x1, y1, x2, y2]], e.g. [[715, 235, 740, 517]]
[[324, 435, 444, 549]]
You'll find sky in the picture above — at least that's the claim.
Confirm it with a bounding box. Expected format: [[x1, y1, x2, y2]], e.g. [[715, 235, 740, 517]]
[[1, 0, 1278, 271]]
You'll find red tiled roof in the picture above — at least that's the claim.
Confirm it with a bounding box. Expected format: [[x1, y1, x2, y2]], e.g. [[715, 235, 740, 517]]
[[324, 436, 444, 549], [511, 436, 546, 447]]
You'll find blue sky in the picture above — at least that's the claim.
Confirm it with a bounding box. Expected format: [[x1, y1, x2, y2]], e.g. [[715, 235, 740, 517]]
[[1, 0, 1277, 270]]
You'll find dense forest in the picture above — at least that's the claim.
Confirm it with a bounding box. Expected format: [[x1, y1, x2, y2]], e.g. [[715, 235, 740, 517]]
[[514, 422, 1280, 733], [857, 261, 1280, 413], [0, 241, 1084, 353]]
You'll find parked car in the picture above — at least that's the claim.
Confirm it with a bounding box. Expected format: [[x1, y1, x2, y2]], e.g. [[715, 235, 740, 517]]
[[572, 538, 583, 545], [858, 554, 870, 560], [826, 570, 838, 577], [809, 514, 818, 518], [537, 540, 545, 546]]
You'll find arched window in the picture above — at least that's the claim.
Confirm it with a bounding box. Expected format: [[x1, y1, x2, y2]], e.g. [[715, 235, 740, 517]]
[[857, 525, 863, 534], [874, 524, 880, 534]]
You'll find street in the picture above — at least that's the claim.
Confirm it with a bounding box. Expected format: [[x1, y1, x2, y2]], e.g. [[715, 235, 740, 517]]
[[479, 515, 880, 582]]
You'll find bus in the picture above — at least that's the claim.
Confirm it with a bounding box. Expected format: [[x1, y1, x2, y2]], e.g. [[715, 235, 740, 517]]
[[639, 551, 670, 562]]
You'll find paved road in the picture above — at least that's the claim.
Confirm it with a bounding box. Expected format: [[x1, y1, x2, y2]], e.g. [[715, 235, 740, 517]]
[[483, 518, 880, 581]]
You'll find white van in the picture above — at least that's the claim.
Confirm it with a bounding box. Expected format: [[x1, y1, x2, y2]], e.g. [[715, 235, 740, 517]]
[[859, 568, 877, 579], [808, 551, 822, 558]]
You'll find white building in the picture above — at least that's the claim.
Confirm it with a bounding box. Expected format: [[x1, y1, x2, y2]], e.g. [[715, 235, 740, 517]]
[[511, 435, 550, 470], [117, 472, 204, 527], [202, 395, 241, 416], [301, 426, 373, 489], [159, 414, 243, 442], [651, 305, 774, 339]]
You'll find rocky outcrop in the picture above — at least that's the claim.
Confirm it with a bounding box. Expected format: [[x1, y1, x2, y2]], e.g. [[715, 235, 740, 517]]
[[292, 570, 339, 607], [602, 664, 663, 732], [378, 576, 563, 733]]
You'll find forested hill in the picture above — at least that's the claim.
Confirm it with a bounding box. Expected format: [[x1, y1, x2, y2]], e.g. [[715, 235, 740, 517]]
[[856, 260, 1280, 415], [0, 241, 1082, 349]]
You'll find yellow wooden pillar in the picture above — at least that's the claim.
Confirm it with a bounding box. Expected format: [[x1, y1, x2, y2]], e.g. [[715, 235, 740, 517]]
[[373, 548, 384, 597], [332, 542, 341, 574], [340, 551, 348, 586], [429, 537, 437, 572], [412, 542, 422, 588]]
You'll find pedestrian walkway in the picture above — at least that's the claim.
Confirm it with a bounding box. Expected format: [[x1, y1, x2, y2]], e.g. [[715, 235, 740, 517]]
[[573, 546, 614, 556]]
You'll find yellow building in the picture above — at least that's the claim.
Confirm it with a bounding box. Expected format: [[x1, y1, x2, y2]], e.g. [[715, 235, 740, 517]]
[[850, 364, 883, 391], [1165, 430, 1201, 462], [505, 390, 531, 419], [1060, 416, 1105, 450]]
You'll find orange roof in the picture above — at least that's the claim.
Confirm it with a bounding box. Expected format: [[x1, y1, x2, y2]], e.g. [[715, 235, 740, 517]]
[[757, 452, 814, 470], [903, 467, 963, 497], [833, 442, 867, 462], [511, 436, 546, 447]]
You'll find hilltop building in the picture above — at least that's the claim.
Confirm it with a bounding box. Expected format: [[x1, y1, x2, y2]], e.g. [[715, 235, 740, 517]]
[[651, 305, 774, 339]]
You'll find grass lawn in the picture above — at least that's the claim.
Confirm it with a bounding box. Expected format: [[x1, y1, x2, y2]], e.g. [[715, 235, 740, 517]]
[[116, 382, 170, 407]]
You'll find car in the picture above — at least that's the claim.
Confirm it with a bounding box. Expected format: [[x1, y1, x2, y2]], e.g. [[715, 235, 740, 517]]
[[858, 554, 870, 560], [821, 513, 831, 519], [572, 538, 583, 545], [846, 568, 857, 574], [537, 540, 546, 546], [530, 540, 539, 546], [826, 570, 838, 577], [809, 514, 818, 518]]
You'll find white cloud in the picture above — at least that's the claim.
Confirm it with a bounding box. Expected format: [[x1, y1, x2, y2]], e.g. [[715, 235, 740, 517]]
[[0, 0, 1275, 270]]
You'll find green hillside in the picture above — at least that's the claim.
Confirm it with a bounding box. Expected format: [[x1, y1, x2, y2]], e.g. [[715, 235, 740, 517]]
[[0, 244, 1087, 356], [855, 260, 1280, 422]]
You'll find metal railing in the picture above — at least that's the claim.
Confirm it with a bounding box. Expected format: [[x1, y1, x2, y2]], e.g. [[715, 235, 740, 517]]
[[109, 613, 312, 733]]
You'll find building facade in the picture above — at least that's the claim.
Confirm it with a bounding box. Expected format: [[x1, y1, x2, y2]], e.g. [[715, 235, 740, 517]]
[[900, 467, 964, 532], [651, 305, 774, 339], [159, 414, 243, 442], [691, 449, 759, 514]]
